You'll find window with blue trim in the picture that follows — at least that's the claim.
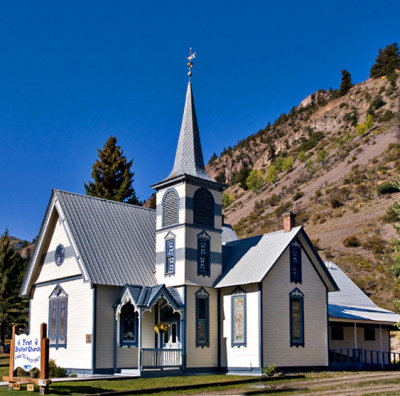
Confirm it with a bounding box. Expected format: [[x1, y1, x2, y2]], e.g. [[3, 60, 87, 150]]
[[231, 288, 246, 347], [195, 288, 209, 347], [290, 288, 304, 347], [193, 188, 214, 227], [120, 302, 138, 347], [165, 238, 175, 274], [290, 241, 302, 283], [48, 284, 68, 348], [198, 232, 210, 276]]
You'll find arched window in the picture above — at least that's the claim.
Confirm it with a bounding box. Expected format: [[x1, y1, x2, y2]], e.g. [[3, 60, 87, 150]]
[[49, 284, 68, 348], [290, 288, 304, 347], [162, 189, 179, 227], [195, 288, 210, 347], [290, 241, 302, 283], [193, 188, 214, 227], [120, 302, 138, 347]]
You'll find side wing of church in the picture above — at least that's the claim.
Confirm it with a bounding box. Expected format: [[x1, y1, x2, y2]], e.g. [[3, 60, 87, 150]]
[[21, 74, 399, 375]]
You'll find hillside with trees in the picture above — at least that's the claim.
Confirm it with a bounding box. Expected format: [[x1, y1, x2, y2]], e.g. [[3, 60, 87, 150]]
[[207, 43, 400, 310]]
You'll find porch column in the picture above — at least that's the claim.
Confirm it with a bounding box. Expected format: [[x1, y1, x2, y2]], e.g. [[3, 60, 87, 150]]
[[354, 322, 357, 349], [380, 324, 384, 369], [138, 308, 142, 371]]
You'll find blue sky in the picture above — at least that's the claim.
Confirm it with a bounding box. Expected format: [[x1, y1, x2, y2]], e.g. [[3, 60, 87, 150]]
[[1, 0, 399, 241]]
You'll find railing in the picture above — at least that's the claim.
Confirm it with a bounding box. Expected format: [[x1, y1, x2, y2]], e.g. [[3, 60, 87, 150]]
[[141, 348, 182, 369], [330, 348, 400, 369]]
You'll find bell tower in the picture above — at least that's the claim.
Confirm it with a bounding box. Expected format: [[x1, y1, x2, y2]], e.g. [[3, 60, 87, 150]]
[[151, 54, 224, 288]]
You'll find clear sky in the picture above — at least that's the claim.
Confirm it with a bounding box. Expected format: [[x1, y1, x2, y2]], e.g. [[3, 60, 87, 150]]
[[1, 0, 399, 241]]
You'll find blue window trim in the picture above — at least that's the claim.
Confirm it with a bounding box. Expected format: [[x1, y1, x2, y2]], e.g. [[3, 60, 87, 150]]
[[193, 188, 215, 227], [195, 288, 210, 348], [197, 231, 211, 277], [48, 284, 68, 349], [290, 240, 302, 284], [54, 244, 65, 266], [161, 188, 179, 227], [231, 287, 247, 347], [165, 235, 175, 275], [289, 288, 304, 347], [119, 303, 139, 348]]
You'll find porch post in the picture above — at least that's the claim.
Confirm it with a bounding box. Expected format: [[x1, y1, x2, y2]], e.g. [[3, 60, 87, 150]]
[[138, 308, 143, 371], [379, 324, 384, 369], [354, 322, 357, 349]]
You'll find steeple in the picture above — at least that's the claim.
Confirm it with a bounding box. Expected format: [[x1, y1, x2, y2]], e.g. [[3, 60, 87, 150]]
[[166, 81, 212, 181]]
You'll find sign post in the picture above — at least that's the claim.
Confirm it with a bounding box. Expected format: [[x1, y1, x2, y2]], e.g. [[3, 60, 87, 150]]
[[3, 323, 51, 394]]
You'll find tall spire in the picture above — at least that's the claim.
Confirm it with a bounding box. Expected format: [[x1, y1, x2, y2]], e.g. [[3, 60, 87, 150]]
[[166, 81, 211, 181]]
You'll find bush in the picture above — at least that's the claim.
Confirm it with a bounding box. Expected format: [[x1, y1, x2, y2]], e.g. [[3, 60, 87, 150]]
[[356, 114, 374, 136], [263, 363, 277, 377], [363, 235, 385, 254], [231, 167, 251, 189], [282, 157, 294, 172], [382, 204, 399, 223], [298, 151, 309, 163], [246, 169, 264, 192], [377, 181, 400, 195], [222, 193, 234, 209], [49, 359, 67, 378], [317, 150, 328, 163], [293, 191, 304, 201], [380, 110, 395, 122], [297, 131, 325, 152], [343, 235, 361, 247]]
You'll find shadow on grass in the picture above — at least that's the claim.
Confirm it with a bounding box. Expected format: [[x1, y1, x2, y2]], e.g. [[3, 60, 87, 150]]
[[48, 385, 114, 395]]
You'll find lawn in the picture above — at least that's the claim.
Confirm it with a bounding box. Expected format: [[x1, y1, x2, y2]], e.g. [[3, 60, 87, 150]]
[[0, 355, 9, 379]]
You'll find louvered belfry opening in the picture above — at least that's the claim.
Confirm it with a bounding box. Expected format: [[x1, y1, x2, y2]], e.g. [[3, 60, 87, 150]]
[[163, 189, 179, 227], [193, 188, 214, 227]]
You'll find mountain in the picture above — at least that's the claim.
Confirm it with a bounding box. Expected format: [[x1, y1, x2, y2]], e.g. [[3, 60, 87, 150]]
[[207, 72, 400, 310]]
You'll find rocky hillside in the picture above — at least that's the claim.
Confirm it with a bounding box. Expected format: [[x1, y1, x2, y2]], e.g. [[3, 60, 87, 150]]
[[207, 72, 400, 310]]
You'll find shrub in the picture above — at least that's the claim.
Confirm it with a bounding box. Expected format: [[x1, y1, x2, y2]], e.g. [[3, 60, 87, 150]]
[[263, 363, 277, 377], [356, 114, 374, 136], [222, 193, 234, 209], [363, 235, 385, 254], [377, 181, 400, 195], [215, 170, 226, 184], [382, 204, 399, 223], [267, 194, 279, 207], [343, 235, 361, 247], [231, 167, 251, 189], [282, 156, 294, 172], [298, 151, 309, 163], [317, 150, 328, 163], [266, 165, 277, 183], [293, 191, 304, 201], [49, 359, 67, 378], [246, 169, 264, 192], [380, 110, 395, 122], [297, 131, 325, 152]]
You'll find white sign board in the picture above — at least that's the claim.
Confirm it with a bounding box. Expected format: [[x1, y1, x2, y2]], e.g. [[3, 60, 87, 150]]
[[14, 334, 41, 371]]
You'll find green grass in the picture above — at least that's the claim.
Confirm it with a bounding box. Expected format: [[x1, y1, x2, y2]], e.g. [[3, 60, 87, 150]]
[[0, 355, 9, 379]]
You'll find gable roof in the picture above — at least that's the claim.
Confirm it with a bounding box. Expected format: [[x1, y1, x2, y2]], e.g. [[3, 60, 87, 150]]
[[327, 261, 400, 324], [22, 190, 158, 295], [215, 226, 338, 291]]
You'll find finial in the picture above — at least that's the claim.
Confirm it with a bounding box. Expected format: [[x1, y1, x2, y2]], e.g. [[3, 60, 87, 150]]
[[187, 47, 196, 78]]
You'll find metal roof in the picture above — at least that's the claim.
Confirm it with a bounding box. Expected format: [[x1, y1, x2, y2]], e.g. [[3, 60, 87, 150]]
[[215, 226, 303, 287], [221, 224, 239, 245], [326, 261, 400, 324], [162, 81, 212, 183], [54, 189, 157, 287]]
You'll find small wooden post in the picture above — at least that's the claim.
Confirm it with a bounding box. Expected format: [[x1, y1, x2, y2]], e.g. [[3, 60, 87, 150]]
[[39, 323, 49, 395], [8, 325, 18, 389]]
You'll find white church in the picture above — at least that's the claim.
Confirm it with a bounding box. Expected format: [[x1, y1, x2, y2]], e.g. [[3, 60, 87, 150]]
[[21, 71, 400, 375]]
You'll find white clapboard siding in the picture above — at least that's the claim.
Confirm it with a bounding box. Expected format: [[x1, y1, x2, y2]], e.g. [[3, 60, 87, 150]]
[[95, 285, 122, 369], [30, 279, 93, 370], [330, 324, 390, 352], [262, 246, 328, 367], [186, 286, 218, 367], [142, 309, 156, 349], [36, 215, 81, 283]]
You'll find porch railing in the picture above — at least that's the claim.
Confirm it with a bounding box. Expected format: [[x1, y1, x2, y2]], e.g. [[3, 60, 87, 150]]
[[330, 348, 400, 369], [141, 348, 182, 369]]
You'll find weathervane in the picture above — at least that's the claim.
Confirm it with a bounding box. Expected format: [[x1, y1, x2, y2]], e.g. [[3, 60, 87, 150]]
[[187, 48, 196, 78]]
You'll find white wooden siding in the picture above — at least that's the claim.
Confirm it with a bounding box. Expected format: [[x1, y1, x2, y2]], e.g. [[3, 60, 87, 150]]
[[186, 286, 218, 367], [30, 279, 93, 370], [142, 309, 156, 349], [221, 284, 261, 370], [36, 215, 81, 283], [262, 246, 329, 367], [330, 323, 390, 352], [95, 285, 122, 369]]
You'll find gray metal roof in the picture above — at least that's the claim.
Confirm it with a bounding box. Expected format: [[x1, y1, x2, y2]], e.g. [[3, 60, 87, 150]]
[[215, 226, 303, 287], [221, 224, 239, 245], [163, 82, 212, 182], [54, 189, 157, 287], [119, 284, 184, 310], [326, 261, 400, 324]]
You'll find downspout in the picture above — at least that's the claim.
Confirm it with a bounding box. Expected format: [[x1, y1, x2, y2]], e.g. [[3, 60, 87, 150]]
[[258, 283, 263, 371], [92, 285, 97, 374], [138, 308, 142, 372], [217, 288, 221, 372]]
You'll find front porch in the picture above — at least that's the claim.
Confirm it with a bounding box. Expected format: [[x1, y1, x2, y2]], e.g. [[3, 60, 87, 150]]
[[114, 284, 185, 373]]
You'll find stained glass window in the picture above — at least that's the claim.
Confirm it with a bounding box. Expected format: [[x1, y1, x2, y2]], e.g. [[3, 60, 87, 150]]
[[196, 288, 209, 347], [290, 289, 304, 347], [198, 236, 210, 276], [290, 241, 302, 283], [232, 290, 246, 347], [48, 285, 68, 348], [165, 239, 175, 274], [120, 303, 138, 347]]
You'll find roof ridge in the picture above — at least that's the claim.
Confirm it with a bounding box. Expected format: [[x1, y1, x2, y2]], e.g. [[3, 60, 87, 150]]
[[226, 226, 302, 245], [53, 189, 156, 213]]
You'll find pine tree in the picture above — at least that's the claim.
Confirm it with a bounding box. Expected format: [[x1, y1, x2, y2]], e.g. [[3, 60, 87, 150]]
[[0, 230, 29, 349], [84, 136, 139, 205], [339, 69, 353, 96], [370, 43, 400, 78]]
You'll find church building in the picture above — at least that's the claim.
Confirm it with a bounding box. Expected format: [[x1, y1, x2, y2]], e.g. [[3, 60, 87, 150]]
[[21, 68, 399, 375]]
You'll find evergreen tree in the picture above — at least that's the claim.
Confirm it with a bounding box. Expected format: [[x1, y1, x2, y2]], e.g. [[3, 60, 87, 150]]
[[84, 136, 139, 205], [0, 230, 29, 349], [339, 69, 353, 96], [370, 43, 400, 78]]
